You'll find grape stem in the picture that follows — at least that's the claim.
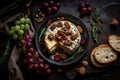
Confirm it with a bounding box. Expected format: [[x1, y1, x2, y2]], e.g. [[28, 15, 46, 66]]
[[26, 0, 33, 17]]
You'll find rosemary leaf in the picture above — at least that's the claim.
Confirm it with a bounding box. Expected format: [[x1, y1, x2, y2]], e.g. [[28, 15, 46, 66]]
[[39, 28, 46, 40], [64, 47, 84, 62]]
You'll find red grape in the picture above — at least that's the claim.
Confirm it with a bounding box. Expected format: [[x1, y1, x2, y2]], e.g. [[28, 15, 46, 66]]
[[54, 54, 61, 61], [80, 40, 86, 45], [26, 42, 33, 48], [28, 58, 34, 64], [85, 1, 90, 7], [26, 52, 33, 59], [28, 47, 34, 53], [47, 7, 52, 14], [28, 64, 34, 70], [79, 3, 84, 9], [49, 0, 54, 6], [39, 63, 44, 69], [46, 69, 52, 74], [86, 7, 92, 15], [33, 63, 39, 70], [81, 7, 87, 15], [44, 64, 49, 70], [24, 34, 30, 41], [33, 51, 39, 58], [55, 2, 61, 8], [20, 39, 26, 46], [38, 58, 44, 63], [42, 2, 49, 8], [28, 38, 32, 42], [52, 6, 58, 13], [47, 20, 52, 25]]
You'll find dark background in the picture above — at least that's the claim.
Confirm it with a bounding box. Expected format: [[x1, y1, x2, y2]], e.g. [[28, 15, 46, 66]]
[[0, 0, 120, 80]]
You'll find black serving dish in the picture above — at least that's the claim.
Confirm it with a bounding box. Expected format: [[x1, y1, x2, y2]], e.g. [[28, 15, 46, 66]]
[[35, 14, 89, 66]]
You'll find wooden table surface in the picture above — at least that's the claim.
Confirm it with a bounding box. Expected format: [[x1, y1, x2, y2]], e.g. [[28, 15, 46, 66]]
[[0, 0, 120, 80]]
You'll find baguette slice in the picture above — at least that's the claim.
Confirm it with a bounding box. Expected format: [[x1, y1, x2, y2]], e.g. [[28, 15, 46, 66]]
[[108, 35, 120, 52], [94, 44, 117, 64], [91, 47, 110, 67]]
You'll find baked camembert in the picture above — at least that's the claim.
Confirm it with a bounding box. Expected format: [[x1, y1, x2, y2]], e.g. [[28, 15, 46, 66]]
[[44, 21, 81, 55]]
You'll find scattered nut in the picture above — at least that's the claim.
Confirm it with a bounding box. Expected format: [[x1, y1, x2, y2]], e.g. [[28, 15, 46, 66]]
[[35, 10, 46, 23], [35, 14, 39, 18], [77, 26, 84, 33], [71, 33, 78, 40], [57, 17, 65, 21], [76, 67, 86, 75], [64, 22, 70, 29], [82, 60, 88, 67], [110, 18, 119, 27], [60, 53, 67, 60]]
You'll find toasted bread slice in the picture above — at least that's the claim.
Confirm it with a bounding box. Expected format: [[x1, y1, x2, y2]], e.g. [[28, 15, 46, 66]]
[[94, 44, 117, 64], [90, 47, 110, 67], [108, 35, 120, 52]]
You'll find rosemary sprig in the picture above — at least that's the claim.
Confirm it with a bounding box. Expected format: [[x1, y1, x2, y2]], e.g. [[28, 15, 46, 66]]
[[89, 6, 103, 44], [91, 23, 99, 44], [39, 28, 46, 40], [64, 47, 84, 62], [0, 39, 11, 65]]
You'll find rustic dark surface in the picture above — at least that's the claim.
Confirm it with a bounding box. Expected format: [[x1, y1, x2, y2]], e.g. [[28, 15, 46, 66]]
[[0, 0, 120, 80]]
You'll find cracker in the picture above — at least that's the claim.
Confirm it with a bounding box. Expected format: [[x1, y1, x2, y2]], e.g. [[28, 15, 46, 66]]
[[108, 35, 120, 52]]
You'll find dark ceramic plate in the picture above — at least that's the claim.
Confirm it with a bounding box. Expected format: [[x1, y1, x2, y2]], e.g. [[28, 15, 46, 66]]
[[35, 14, 89, 66]]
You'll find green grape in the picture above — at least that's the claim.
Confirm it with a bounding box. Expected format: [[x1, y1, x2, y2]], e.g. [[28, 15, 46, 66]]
[[20, 17, 26, 24], [20, 24, 25, 30], [25, 18, 31, 24], [9, 29, 15, 35], [18, 30, 24, 35], [15, 20, 20, 25], [12, 34, 18, 40], [15, 25, 20, 31], [24, 24, 30, 30]]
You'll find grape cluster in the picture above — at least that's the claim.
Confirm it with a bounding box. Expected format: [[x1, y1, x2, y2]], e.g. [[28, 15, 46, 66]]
[[19, 34, 52, 75], [9, 17, 30, 40], [78, 1, 92, 17], [41, 0, 61, 15]]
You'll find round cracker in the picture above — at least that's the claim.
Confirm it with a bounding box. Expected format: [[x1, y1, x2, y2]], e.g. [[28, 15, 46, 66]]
[[94, 44, 117, 64], [108, 35, 120, 52]]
